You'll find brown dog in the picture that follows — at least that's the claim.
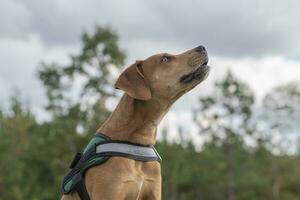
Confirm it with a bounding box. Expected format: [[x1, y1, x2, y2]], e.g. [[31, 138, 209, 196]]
[[61, 46, 210, 200]]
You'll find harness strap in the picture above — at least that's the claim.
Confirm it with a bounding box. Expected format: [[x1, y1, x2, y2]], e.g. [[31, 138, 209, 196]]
[[96, 142, 161, 162], [73, 173, 90, 200]]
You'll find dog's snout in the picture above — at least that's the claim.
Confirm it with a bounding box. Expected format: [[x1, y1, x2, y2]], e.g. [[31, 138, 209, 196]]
[[195, 45, 206, 53]]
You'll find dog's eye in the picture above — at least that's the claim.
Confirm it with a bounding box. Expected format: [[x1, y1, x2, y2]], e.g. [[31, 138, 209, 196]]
[[161, 55, 171, 63]]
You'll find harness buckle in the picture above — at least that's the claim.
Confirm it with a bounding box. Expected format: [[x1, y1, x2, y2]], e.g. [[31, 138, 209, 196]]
[[69, 152, 82, 168]]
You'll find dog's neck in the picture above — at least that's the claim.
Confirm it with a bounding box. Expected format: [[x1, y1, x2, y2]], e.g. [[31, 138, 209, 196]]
[[98, 94, 170, 145]]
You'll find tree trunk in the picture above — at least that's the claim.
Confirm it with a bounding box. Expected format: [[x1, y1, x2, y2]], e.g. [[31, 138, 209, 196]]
[[224, 141, 236, 200], [272, 161, 281, 200]]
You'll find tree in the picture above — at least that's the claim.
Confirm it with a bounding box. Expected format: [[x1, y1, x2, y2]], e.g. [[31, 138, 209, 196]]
[[257, 81, 300, 200], [259, 81, 300, 154], [0, 97, 36, 200], [193, 70, 255, 200], [38, 26, 125, 128], [37, 25, 125, 150]]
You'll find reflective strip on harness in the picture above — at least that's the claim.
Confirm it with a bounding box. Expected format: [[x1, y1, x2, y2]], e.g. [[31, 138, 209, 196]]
[[96, 143, 160, 160]]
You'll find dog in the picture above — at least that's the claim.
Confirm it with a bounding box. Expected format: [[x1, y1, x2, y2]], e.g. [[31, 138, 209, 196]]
[[61, 46, 210, 200]]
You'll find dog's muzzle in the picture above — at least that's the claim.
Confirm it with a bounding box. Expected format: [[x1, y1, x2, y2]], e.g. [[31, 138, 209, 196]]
[[180, 46, 210, 84]]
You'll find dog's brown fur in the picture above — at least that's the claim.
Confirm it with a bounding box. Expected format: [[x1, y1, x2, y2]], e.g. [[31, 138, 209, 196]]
[[61, 47, 209, 200]]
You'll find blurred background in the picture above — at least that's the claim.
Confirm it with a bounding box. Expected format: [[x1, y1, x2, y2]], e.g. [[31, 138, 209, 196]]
[[1, 0, 300, 199]]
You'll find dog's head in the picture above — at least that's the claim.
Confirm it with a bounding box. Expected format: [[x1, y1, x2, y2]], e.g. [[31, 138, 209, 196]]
[[115, 46, 210, 101]]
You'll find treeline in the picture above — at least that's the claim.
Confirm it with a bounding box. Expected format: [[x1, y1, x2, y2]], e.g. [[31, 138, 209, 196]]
[[0, 26, 299, 200]]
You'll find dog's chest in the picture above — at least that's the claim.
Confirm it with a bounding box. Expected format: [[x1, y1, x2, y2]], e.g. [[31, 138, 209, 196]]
[[124, 161, 161, 199], [123, 176, 144, 200]]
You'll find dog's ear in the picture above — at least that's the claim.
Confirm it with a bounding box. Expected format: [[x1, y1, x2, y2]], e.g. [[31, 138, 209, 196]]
[[115, 61, 152, 100]]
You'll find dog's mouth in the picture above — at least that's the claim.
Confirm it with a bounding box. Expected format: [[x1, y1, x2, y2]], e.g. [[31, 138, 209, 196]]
[[180, 60, 210, 84]]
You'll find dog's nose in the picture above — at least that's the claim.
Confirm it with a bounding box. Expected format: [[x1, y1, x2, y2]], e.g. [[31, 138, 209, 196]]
[[195, 45, 206, 53]]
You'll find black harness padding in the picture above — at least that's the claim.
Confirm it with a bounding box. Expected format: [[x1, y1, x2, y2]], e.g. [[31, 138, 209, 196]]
[[61, 133, 161, 200]]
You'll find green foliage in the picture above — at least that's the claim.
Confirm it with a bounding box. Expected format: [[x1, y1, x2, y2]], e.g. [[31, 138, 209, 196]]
[[38, 26, 125, 117], [0, 98, 36, 199], [157, 138, 300, 200]]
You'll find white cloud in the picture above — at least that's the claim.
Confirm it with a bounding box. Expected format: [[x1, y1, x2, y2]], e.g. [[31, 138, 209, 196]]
[[0, 0, 32, 39], [212, 56, 300, 100], [2, 0, 300, 57], [0, 34, 78, 120]]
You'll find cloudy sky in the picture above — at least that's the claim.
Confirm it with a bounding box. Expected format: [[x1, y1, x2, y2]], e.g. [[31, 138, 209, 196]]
[[1, 0, 300, 141]]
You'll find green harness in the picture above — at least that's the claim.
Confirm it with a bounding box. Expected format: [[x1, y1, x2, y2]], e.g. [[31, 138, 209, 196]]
[[61, 133, 161, 200]]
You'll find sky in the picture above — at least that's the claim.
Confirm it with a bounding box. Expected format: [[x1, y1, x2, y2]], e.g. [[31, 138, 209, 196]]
[[0, 0, 300, 143]]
